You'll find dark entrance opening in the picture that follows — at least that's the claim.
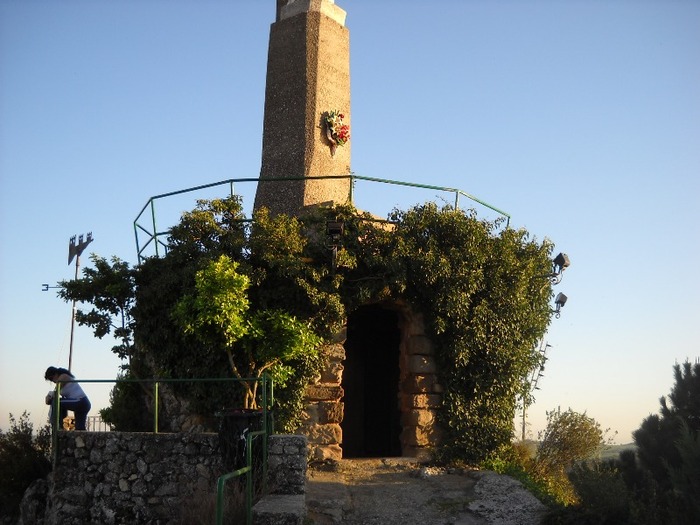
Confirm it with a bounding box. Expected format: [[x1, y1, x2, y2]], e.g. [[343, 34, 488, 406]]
[[341, 304, 402, 458]]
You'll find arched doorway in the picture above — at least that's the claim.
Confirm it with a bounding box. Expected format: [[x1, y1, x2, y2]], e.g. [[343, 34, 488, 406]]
[[341, 304, 402, 457]]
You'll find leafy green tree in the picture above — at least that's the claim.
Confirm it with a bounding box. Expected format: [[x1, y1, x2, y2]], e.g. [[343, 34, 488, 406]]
[[541, 363, 700, 524], [132, 197, 332, 427], [665, 420, 700, 523], [0, 412, 51, 519], [57, 255, 155, 430], [624, 361, 700, 524], [57, 254, 136, 363], [173, 254, 321, 409]]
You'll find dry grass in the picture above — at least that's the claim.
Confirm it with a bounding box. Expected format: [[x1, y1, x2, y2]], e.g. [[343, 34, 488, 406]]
[[177, 483, 247, 525]]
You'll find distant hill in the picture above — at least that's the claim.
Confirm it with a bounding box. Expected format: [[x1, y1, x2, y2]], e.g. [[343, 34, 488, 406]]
[[517, 440, 637, 462], [599, 443, 636, 461]]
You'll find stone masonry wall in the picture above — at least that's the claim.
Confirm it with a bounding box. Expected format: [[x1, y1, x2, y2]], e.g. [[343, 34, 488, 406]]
[[42, 433, 305, 525], [48, 432, 226, 524], [398, 308, 443, 460]]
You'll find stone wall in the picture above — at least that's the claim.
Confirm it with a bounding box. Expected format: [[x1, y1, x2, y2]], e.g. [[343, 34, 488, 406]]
[[397, 308, 443, 460], [300, 333, 346, 462], [19, 433, 306, 525], [266, 435, 308, 495], [46, 432, 227, 524]]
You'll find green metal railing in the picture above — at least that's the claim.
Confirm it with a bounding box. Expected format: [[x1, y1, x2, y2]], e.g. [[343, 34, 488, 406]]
[[51, 375, 273, 524], [215, 427, 267, 525], [133, 174, 511, 263]]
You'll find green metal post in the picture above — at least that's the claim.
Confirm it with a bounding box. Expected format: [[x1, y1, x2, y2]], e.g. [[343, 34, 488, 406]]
[[262, 375, 268, 492], [154, 381, 159, 433], [149, 200, 159, 257], [246, 432, 253, 525], [52, 383, 61, 464], [215, 467, 251, 525]]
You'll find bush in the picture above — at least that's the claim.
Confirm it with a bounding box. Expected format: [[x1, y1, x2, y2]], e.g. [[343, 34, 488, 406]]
[[634, 361, 700, 490], [542, 362, 700, 525], [531, 408, 605, 506], [0, 412, 52, 520], [100, 371, 153, 432], [480, 441, 561, 507], [568, 461, 631, 523], [665, 420, 700, 524], [536, 409, 604, 473]]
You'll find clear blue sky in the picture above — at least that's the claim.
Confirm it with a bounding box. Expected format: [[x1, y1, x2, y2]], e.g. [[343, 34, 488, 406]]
[[1, 0, 698, 444]]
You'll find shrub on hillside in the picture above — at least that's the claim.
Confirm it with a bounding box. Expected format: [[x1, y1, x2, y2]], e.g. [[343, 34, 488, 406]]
[[542, 361, 700, 524], [0, 412, 52, 520], [531, 408, 605, 506]]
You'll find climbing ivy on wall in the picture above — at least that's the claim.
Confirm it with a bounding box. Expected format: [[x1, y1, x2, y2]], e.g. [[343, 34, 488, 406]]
[[390, 205, 553, 462], [63, 195, 556, 460], [329, 203, 554, 463]]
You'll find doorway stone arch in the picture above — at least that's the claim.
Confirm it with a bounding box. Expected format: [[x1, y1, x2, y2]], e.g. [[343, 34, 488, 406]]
[[301, 301, 443, 461]]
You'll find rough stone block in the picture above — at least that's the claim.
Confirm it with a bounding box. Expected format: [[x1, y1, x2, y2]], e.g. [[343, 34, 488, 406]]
[[318, 401, 343, 424], [402, 409, 435, 427], [301, 403, 319, 424], [305, 384, 344, 401], [406, 393, 442, 409], [305, 423, 342, 445], [409, 355, 437, 374], [407, 335, 434, 355], [320, 360, 344, 384], [252, 494, 306, 525], [310, 444, 343, 462], [403, 374, 436, 393]]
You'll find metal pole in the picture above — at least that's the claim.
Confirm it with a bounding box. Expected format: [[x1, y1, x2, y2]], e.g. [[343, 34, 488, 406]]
[[67, 232, 93, 371], [68, 254, 80, 371]]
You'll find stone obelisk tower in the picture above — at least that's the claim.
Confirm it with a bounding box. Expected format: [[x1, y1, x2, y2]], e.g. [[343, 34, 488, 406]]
[[253, 0, 351, 216]]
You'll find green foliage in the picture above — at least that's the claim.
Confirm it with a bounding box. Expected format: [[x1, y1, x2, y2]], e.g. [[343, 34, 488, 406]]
[[62, 195, 555, 457], [666, 420, 700, 523], [58, 254, 136, 362], [634, 361, 700, 490], [530, 409, 605, 506], [480, 441, 559, 507], [99, 371, 153, 432], [566, 461, 631, 523], [173, 254, 321, 409], [540, 362, 700, 524], [173, 255, 251, 350], [390, 204, 553, 463], [536, 409, 605, 473], [133, 197, 330, 425], [0, 412, 52, 519], [629, 361, 700, 524], [484, 410, 607, 511]]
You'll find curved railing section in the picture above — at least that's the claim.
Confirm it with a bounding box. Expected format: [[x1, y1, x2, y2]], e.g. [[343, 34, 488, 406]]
[[133, 174, 511, 263]]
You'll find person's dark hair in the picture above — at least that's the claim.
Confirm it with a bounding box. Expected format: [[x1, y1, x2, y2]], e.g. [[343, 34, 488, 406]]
[[44, 366, 73, 380]]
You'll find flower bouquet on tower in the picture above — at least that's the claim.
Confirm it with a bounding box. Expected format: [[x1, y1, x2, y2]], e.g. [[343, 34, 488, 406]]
[[324, 110, 350, 155]]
